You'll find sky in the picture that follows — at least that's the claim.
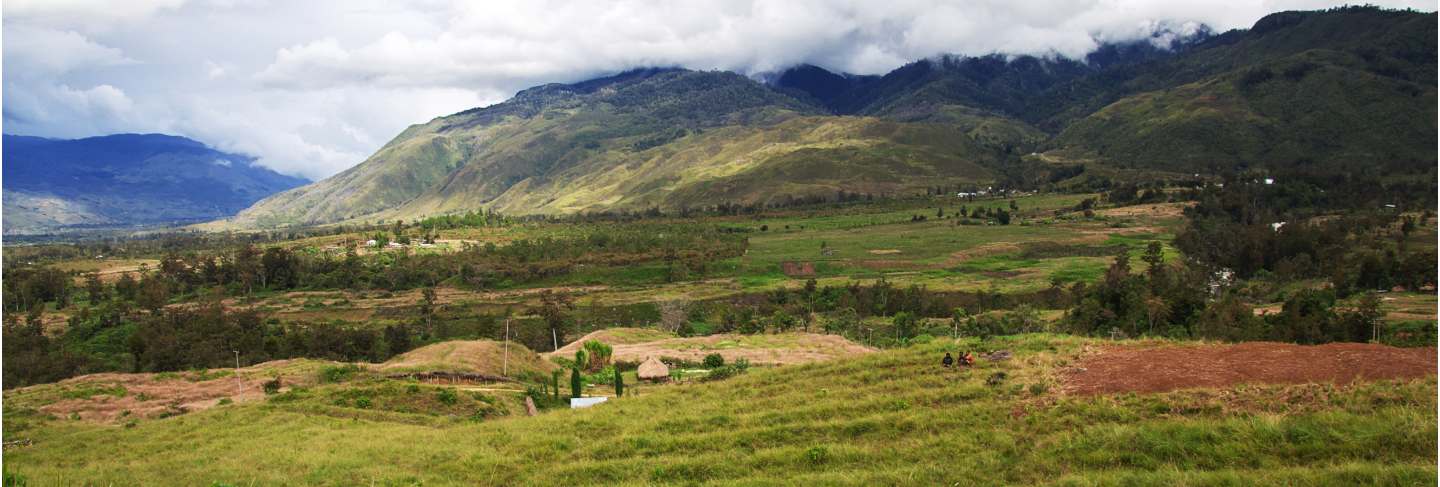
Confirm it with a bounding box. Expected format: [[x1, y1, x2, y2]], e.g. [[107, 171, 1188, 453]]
[[3, 0, 1433, 181]]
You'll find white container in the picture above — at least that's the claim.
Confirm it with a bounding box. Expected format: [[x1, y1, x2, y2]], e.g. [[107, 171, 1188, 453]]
[[570, 397, 608, 409]]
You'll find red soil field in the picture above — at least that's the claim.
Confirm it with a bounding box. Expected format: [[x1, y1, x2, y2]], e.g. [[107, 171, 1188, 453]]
[[1064, 342, 1437, 395]]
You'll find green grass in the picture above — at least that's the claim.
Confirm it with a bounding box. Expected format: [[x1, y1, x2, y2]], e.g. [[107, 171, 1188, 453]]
[[6, 334, 1433, 485]]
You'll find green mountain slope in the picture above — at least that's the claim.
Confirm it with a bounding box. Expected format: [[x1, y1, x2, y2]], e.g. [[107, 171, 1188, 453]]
[[1050, 8, 1437, 172], [223, 69, 1026, 227], [219, 7, 1435, 230]]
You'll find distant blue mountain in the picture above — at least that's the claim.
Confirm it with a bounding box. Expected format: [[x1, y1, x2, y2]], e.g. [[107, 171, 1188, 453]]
[[3, 133, 308, 234]]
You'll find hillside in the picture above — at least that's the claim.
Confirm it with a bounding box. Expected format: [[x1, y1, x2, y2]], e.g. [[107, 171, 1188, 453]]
[[221, 69, 1020, 228], [1051, 8, 1438, 172], [4, 335, 1434, 484], [217, 7, 1435, 230], [2, 134, 307, 234]]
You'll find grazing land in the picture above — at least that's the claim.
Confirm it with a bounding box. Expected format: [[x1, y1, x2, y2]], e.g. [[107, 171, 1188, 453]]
[[3, 335, 1434, 485]]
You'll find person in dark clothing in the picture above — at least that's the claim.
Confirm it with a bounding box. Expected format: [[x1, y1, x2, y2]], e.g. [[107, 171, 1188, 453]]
[[942, 352, 954, 368]]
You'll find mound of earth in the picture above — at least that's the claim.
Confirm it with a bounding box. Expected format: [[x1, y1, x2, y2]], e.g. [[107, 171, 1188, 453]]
[[1064, 342, 1437, 395], [379, 340, 557, 377], [9, 359, 327, 423], [553, 328, 679, 355], [553, 332, 876, 366]]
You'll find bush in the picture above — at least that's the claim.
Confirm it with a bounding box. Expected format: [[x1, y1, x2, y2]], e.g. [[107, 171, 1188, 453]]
[[805, 446, 829, 465], [319, 364, 361, 383], [436, 388, 458, 405], [985, 372, 1007, 387], [262, 377, 282, 395], [354, 397, 372, 409], [703, 359, 749, 382], [702, 353, 725, 368]]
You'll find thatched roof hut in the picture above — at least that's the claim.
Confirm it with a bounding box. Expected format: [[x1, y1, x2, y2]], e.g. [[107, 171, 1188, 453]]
[[637, 356, 670, 382]]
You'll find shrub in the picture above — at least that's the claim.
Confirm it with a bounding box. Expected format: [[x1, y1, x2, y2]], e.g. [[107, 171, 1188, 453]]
[[355, 397, 373, 409], [985, 372, 1007, 387], [805, 446, 829, 465], [582, 340, 613, 371], [436, 388, 458, 405], [262, 377, 282, 395], [319, 364, 361, 383], [702, 353, 725, 368]]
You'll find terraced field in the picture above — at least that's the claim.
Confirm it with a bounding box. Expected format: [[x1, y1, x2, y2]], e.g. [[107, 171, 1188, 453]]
[[5, 334, 1434, 485]]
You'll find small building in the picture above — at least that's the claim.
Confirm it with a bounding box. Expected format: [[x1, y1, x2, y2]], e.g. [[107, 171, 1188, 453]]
[[637, 356, 670, 382]]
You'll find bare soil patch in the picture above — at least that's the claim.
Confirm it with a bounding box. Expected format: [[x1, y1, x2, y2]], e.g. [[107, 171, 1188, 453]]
[[553, 328, 679, 356], [1064, 342, 1436, 395], [867, 249, 902, 255], [550, 332, 876, 366], [28, 359, 324, 423], [379, 340, 557, 377], [1097, 202, 1193, 219], [945, 242, 1020, 265]]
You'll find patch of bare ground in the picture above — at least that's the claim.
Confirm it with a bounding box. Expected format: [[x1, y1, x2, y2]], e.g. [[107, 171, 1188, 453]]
[[550, 332, 876, 366], [1063, 342, 1436, 395], [552, 328, 679, 356], [378, 340, 557, 377], [30, 359, 324, 423], [1096, 202, 1194, 219], [945, 242, 1021, 265]]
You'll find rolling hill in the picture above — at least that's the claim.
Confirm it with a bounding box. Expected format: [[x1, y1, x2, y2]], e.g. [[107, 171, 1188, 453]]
[[3, 134, 307, 234], [221, 7, 1436, 229]]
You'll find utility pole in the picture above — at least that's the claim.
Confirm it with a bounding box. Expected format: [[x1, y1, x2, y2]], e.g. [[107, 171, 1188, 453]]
[[233, 350, 240, 398]]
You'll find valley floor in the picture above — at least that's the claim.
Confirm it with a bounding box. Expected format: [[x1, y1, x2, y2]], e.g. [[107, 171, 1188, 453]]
[[4, 334, 1435, 485]]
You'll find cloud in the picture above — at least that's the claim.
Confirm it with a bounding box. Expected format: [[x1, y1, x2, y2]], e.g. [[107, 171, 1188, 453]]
[[3, 25, 135, 76], [3, 0, 1435, 181]]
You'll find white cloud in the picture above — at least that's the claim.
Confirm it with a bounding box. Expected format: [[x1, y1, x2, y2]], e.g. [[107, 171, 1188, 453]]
[[3, 0, 1435, 181], [3, 25, 135, 76]]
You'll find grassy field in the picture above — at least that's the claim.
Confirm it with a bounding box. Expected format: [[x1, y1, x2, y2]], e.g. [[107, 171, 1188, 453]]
[[5, 334, 1434, 485]]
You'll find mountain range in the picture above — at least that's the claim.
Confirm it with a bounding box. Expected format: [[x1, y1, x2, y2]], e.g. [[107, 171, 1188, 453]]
[[207, 7, 1434, 228], [3, 134, 307, 235]]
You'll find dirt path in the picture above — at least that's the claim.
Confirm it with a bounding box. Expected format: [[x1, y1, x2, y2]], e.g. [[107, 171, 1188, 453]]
[[1064, 342, 1436, 395]]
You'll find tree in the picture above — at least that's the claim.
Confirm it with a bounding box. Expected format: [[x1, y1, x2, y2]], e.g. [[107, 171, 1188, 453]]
[[893, 312, 918, 341], [418, 287, 437, 338], [1143, 296, 1170, 335], [1142, 241, 1166, 284], [551, 370, 562, 401], [570, 367, 583, 399], [614, 369, 624, 397], [658, 300, 689, 333], [1009, 200, 1018, 211], [950, 307, 970, 339], [538, 290, 575, 351], [85, 273, 106, 303], [137, 275, 170, 312], [825, 307, 859, 338]]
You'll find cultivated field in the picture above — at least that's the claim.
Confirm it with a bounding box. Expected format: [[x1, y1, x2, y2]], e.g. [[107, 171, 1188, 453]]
[[4, 334, 1434, 485]]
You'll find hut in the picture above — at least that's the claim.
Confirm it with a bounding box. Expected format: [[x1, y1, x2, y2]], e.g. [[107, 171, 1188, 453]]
[[637, 356, 670, 382]]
